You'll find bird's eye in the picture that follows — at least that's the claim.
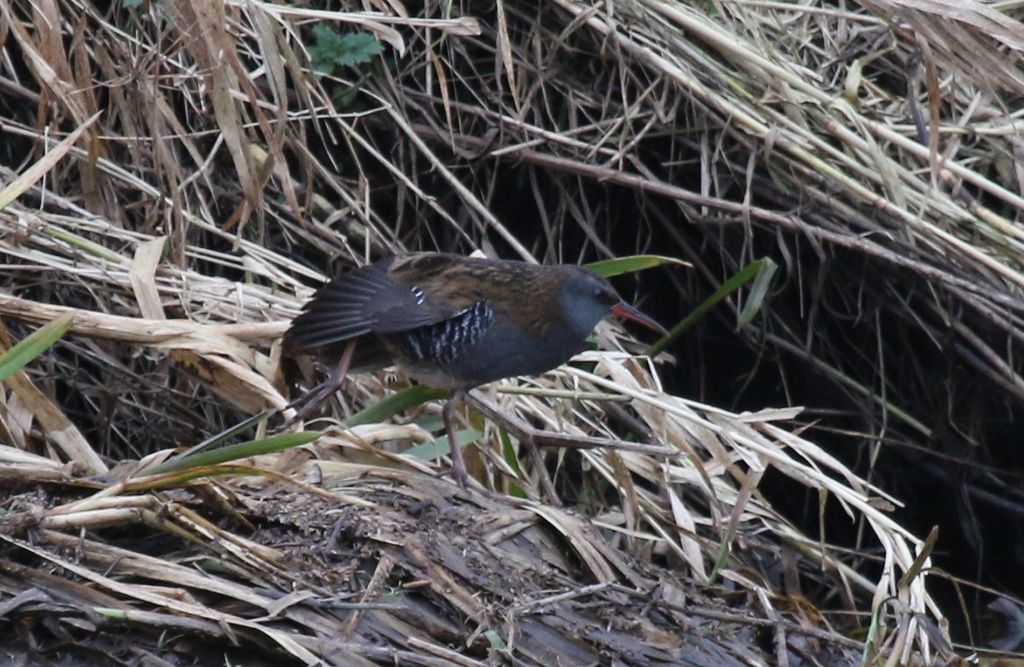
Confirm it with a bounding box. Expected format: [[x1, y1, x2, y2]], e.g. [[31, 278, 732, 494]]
[[593, 286, 618, 305]]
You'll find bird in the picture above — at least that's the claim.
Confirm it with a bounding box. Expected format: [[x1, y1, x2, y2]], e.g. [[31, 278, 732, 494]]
[[282, 252, 665, 490]]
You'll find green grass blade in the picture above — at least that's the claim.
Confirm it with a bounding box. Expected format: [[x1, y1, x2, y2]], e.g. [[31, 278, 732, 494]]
[[404, 428, 481, 461], [648, 258, 773, 357], [736, 257, 777, 329], [43, 226, 125, 263], [143, 431, 321, 476], [342, 385, 448, 427], [586, 254, 689, 278], [164, 409, 275, 463], [0, 313, 75, 383]]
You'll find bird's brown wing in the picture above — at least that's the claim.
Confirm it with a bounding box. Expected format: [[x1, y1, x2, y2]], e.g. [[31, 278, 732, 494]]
[[283, 254, 478, 350]]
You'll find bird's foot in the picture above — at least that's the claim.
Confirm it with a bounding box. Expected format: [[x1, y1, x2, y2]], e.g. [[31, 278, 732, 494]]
[[275, 339, 358, 432], [448, 455, 471, 492]]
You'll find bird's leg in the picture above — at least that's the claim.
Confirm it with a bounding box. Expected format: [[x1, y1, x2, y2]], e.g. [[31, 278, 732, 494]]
[[280, 339, 357, 429], [464, 391, 561, 505], [442, 387, 471, 490]]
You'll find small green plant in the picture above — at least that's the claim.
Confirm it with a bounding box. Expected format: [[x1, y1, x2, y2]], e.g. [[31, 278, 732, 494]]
[[309, 26, 384, 74]]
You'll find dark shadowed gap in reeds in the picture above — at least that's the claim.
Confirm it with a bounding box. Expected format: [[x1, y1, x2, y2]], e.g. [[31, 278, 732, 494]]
[[2, 0, 1023, 663]]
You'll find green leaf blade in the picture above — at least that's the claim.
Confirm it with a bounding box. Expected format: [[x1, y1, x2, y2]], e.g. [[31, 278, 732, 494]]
[[343, 385, 449, 428], [0, 313, 75, 383], [736, 257, 777, 329], [144, 431, 321, 476], [404, 428, 481, 462], [586, 254, 689, 278], [648, 258, 773, 357]]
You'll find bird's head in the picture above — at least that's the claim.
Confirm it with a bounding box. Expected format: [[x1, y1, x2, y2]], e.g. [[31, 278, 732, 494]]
[[559, 268, 666, 339]]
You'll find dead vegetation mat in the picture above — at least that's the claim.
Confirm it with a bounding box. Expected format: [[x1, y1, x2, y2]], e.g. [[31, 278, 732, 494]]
[[2, 472, 864, 666], [2, 0, 1024, 663]]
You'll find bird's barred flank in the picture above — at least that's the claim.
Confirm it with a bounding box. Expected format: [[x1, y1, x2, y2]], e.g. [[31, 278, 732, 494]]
[[399, 300, 495, 366]]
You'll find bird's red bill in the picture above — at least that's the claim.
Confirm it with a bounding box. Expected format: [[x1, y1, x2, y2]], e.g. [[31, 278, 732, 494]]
[[611, 300, 667, 335]]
